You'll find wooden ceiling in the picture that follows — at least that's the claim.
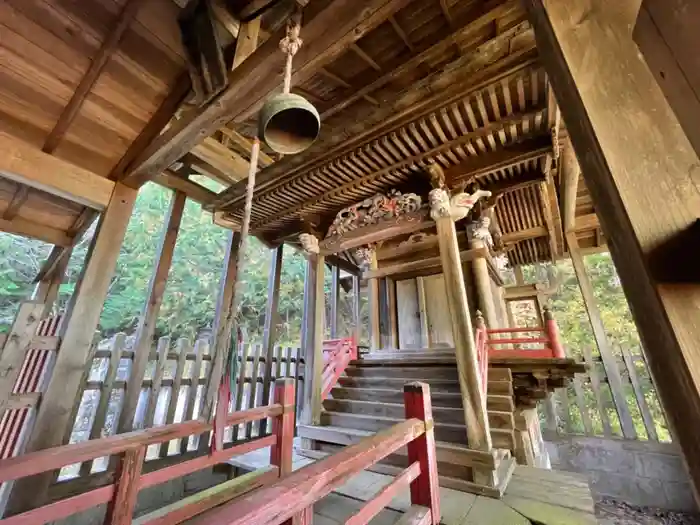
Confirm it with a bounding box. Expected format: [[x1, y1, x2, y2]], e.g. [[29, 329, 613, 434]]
[[0, 0, 603, 272]]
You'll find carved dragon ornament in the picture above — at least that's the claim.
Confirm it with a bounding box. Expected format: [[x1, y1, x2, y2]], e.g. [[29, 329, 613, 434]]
[[428, 188, 492, 222]]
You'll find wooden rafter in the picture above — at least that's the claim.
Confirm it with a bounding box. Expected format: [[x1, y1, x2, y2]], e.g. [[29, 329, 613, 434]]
[[219, 127, 274, 167], [250, 107, 546, 232], [3, 186, 29, 221], [350, 43, 381, 71], [319, 0, 521, 120], [43, 0, 146, 154], [121, 0, 415, 187], [388, 15, 413, 51], [439, 0, 453, 27], [213, 39, 538, 211]]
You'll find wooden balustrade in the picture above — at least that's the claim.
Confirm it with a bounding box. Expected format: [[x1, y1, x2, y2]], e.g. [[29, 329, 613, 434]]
[[477, 310, 566, 360], [320, 338, 357, 400], [190, 382, 441, 525], [0, 379, 296, 525]]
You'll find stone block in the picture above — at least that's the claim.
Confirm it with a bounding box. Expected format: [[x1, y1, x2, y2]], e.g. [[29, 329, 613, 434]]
[[557, 439, 636, 476], [589, 471, 668, 508], [634, 450, 688, 482], [662, 480, 698, 512]]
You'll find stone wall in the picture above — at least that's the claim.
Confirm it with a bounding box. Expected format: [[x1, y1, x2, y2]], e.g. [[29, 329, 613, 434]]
[[545, 434, 696, 511]]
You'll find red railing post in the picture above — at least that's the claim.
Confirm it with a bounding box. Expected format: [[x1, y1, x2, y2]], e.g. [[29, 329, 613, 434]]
[[404, 382, 440, 525], [270, 378, 295, 477], [543, 305, 566, 358], [104, 445, 146, 525]]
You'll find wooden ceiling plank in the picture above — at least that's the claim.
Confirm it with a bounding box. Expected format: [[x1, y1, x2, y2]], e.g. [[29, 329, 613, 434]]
[[320, 0, 521, 121], [42, 0, 147, 155], [0, 133, 115, 210], [122, 0, 415, 187], [219, 127, 274, 167]]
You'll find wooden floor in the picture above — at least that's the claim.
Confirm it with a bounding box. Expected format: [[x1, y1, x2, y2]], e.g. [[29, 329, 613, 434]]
[[229, 444, 599, 524]]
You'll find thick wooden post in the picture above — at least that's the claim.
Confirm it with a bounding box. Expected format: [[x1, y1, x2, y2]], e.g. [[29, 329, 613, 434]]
[[10, 183, 137, 512], [352, 275, 361, 347], [568, 234, 635, 438], [404, 382, 440, 525], [368, 250, 381, 351], [387, 278, 399, 349], [329, 264, 340, 339], [469, 238, 499, 329], [270, 378, 295, 476], [104, 446, 146, 525], [542, 305, 565, 359], [524, 0, 700, 492], [118, 190, 186, 433], [260, 246, 284, 436], [300, 250, 325, 438], [430, 188, 491, 451]]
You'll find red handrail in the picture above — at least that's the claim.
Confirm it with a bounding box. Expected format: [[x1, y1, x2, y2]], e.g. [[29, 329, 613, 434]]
[[189, 382, 441, 525], [321, 337, 357, 400], [0, 379, 296, 525]]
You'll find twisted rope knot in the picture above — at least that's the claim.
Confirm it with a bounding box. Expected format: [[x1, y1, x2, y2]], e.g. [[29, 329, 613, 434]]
[[279, 20, 303, 57]]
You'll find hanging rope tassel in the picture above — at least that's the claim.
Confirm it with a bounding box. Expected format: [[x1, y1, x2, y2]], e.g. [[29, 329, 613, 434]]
[[212, 140, 260, 453]]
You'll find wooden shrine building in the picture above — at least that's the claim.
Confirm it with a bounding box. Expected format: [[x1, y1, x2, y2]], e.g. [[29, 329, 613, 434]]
[[0, 0, 697, 523]]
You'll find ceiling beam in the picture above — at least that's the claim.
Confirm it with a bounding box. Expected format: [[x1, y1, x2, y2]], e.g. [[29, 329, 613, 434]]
[[0, 217, 72, 247], [219, 127, 274, 167], [152, 171, 218, 206], [190, 138, 250, 181], [121, 0, 415, 187], [0, 133, 115, 210], [501, 225, 547, 244], [445, 135, 552, 184], [43, 0, 146, 154], [560, 137, 581, 232]]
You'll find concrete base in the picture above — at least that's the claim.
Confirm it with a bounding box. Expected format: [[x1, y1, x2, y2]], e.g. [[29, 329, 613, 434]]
[[545, 434, 697, 512]]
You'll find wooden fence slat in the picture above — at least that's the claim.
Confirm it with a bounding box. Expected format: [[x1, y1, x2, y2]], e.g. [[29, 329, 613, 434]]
[[143, 337, 170, 429], [285, 347, 293, 379], [621, 344, 658, 441], [582, 346, 613, 437], [80, 333, 126, 476], [275, 346, 283, 384], [557, 387, 572, 434], [233, 344, 251, 442], [572, 377, 593, 435], [543, 394, 558, 432], [160, 338, 191, 457], [246, 344, 263, 439]]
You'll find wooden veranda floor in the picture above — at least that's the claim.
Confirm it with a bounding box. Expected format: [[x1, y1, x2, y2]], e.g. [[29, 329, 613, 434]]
[[228, 444, 598, 524]]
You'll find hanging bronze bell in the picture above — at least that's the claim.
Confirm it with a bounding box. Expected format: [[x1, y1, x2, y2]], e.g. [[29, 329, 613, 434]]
[[258, 93, 320, 155]]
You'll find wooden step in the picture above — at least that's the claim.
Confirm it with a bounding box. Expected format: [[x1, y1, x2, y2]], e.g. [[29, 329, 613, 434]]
[[336, 375, 460, 392], [488, 367, 513, 381], [345, 365, 458, 380], [330, 386, 464, 407], [487, 394, 515, 412], [487, 379, 514, 396], [351, 356, 457, 366], [297, 424, 498, 470]]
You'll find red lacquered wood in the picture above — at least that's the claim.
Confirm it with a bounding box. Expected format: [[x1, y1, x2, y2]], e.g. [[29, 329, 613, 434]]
[[486, 337, 549, 345], [0, 485, 114, 525], [0, 404, 282, 483], [270, 378, 295, 476], [140, 434, 276, 489], [105, 445, 146, 525], [403, 383, 440, 525], [345, 461, 421, 525], [289, 506, 313, 525], [488, 348, 554, 359], [320, 338, 356, 400], [544, 317, 566, 358], [189, 419, 425, 525], [486, 327, 545, 334]]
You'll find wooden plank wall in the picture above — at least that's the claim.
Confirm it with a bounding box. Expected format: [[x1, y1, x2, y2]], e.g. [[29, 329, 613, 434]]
[[58, 336, 304, 481], [395, 280, 421, 349]]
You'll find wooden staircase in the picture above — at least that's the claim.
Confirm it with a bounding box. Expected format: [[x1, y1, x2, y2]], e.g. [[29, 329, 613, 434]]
[[298, 350, 517, 497]]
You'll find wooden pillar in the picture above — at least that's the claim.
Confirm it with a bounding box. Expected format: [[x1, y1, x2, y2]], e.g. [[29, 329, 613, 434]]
[[470, 238, 499, 329], [33, 248, 72, 320], [300, 249, 325, 435], [429, 188, 491, 451], [259, 245, 284, 436], [329, 264, 340, 338], [524, 0, 700, 493], [352, 275, 361, 346], [568, 235, 636, 437], [387, 278, 399, 349], [200, 231, 242, 426], [118, 190, 186, 433], [368, 250, 381, 352], [10, 183, 137, 512]]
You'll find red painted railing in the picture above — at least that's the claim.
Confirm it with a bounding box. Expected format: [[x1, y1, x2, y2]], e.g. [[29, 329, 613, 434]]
[[189, 382, 441, 525], [0, 378, 296, 525], [475, 307, 566, 384], [321, 337, 357, 400]]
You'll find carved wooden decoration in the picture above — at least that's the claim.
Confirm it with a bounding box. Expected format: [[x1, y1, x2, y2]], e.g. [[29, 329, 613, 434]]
[[428, 188, 492, 222], [299, 233, 320, 255]]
